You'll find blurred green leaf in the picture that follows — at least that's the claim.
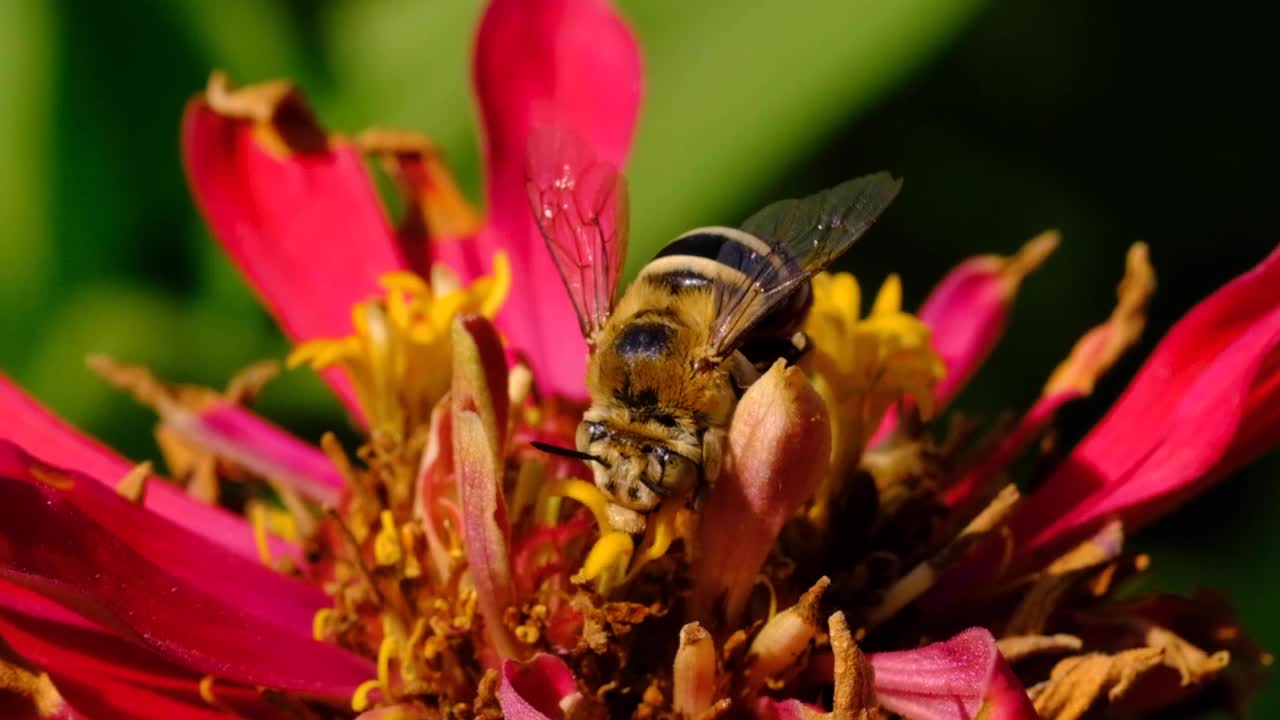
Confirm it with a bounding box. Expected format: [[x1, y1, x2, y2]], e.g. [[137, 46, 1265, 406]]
[[0, 1, 54, 348], [21, 284, 276, 460], [322, 0, 485, 195], [619, 0, 987, 273], [171, 0, 313, 86]]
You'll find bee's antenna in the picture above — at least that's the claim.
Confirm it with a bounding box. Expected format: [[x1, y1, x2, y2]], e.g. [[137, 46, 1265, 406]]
[[531, 441, 611, 468]]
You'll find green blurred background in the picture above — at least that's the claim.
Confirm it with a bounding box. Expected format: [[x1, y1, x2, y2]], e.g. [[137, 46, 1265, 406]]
[[1, 0, 1275, 715]]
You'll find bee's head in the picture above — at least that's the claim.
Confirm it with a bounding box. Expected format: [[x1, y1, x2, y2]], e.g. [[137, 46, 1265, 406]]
[[526, 419, 700, 533]]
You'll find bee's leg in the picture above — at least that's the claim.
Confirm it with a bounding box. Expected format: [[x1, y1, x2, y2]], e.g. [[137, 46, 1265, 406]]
[[693, 427, 727, 512], [784, 331, 811, 364], [726, 351, 761, 394]]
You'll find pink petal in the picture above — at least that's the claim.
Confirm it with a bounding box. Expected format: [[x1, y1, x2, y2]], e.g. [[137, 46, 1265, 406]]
[[0, 374, 291, 564], [875, 234, 1058, 443], [869, 628, 1036, 720], [473, 0, 642, 397], [182, 72, 407, 416], [691, 363, 831, 625], [0, 582, 280, 719], [497, 654, 581, 720], [1011, 245, 1280, 561], [753, 698, 826, 720], [172, 401, 343, 506], [452, 316, 524, 661], [0, 441, 373, 698]]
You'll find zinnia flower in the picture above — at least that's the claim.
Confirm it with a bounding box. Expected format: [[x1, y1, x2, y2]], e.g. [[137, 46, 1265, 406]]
[[2, 2, 1277, 719]]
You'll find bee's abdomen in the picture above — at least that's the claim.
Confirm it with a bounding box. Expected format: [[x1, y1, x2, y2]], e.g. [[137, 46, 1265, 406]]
[[638, 226, 811, 339]]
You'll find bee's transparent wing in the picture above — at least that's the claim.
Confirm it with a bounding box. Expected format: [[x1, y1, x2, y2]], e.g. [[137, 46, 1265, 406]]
[[708, 172, 903, 357], [525, 127, 630, 343]]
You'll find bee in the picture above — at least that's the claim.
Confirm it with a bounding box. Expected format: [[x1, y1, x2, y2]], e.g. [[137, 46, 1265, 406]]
[[526, 129, 901, 534]]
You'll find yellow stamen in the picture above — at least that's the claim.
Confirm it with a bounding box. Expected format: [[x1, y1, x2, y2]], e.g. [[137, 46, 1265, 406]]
[[400, 523, 422, 579], [374, 510, 403, 567], [803, 272, 945, 525], [626, 501, 683, 581], [289, 254, 511, 434], [351, 679, 383, 713], [198, 675, 219, 706], [312, 608, 334, 641], [543, 478, 613, 533], [0, 661, 63, 717], [115, 461, 151, 504], [377, 633, 398, 693], [29, 466, 74, 491], [249, 502, 273, 567], [573, 531, 634, 595]]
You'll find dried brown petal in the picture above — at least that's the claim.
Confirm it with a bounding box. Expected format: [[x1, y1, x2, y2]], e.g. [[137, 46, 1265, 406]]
[[1030, 647, 1163, 720], [997, 634, 1083, 663]]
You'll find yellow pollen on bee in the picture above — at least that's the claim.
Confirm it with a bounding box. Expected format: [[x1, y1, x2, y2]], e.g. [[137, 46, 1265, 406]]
[[288, 253, 511, 434]]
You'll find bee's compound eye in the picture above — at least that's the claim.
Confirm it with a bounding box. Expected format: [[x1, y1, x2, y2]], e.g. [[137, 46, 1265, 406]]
[[643, 448, 697, 499], [576, 421, 607, 451]]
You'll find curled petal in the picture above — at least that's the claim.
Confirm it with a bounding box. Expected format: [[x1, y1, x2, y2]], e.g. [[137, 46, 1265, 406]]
[[0, 375, 290, 564], [918, 232, 1058, 409], [1010, 244, 1280, 563], [182, 72, 407, 416], [474, 0, 643, 397], [358, 128, 484, 277], [691, 362, 830, 625], [1043, 243, 1155, 397], [452, 316, 523, 661], [945, 244, 1154, 509], [497, 654, 582, 720], [0, 441, 373, 698], [168, 401, 344, 506], [869, 627, 1037, 720]]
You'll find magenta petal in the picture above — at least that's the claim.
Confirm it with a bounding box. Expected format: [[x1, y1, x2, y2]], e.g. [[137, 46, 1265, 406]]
[[0, 441, 372, 698], [1011, 246, 1280, 561], [497, 654, 581, 720], [173, 401, 343, 506], [870, 628, 1035, 720], [0, 582, 279, 720], [919, 234, 1057, 410], [753, 698, 826, 719], [182, 74, 407, 416], [452, 316, 523, 661], [0, 375, 292, 564], [473, 0, 642, 398]]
